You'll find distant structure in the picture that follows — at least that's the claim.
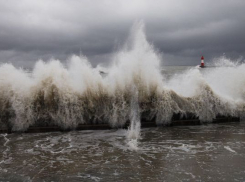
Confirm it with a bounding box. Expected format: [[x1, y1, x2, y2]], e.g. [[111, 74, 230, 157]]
[[200, 56, 205, 68]]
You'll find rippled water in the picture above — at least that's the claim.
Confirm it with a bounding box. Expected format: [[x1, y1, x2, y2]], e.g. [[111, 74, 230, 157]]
[[1, 122, 245, 181]]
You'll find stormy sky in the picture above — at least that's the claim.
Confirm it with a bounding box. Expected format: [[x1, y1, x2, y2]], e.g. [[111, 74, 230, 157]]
[[0, 0, 245, 68]]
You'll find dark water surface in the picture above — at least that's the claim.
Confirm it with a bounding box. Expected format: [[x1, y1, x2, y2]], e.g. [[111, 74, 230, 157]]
[[1, 122, 245, 181]]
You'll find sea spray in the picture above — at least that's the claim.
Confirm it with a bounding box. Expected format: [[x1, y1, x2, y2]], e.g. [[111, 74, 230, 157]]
[[127, 86, 141, 151], [166, 67, 239, 122], [0, 22, 243, 132], [0, 64, 34, 131], [212, 54, 243, 67], [31, 60, 84, 129]]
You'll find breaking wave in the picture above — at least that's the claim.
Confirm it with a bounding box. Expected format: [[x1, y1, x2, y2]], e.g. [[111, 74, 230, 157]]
[[0, 22, 244, 131]]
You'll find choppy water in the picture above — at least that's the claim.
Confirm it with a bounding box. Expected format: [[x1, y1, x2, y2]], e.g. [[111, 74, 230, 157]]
[[1, 122, 245, 181]]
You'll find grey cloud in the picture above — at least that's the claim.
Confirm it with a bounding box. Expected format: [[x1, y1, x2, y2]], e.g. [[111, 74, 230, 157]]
[[0, 0, 245, 68]]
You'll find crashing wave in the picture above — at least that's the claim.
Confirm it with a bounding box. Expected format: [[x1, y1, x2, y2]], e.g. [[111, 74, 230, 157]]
[[0, 22, 244, 132]]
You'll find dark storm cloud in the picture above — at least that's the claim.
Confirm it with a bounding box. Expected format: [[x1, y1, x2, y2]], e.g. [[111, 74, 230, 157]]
[[0, 0, 245, 68]]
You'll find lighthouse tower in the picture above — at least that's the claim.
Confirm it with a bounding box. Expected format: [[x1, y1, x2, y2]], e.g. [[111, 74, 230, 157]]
[[200, 56, 205, 68]]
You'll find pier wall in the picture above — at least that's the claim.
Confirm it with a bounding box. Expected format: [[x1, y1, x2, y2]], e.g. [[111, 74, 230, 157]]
[[0, 114, 240, 133]]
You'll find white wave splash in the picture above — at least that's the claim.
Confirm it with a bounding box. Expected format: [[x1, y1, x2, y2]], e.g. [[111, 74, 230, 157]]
[[0, 22, 244, 132]]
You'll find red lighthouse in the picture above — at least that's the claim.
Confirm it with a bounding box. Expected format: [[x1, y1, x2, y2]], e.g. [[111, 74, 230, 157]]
[[200, 56, 205, 68]]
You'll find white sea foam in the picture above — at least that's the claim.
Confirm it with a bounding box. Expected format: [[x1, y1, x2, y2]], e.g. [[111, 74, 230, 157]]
[[224, 146, 236, 153]]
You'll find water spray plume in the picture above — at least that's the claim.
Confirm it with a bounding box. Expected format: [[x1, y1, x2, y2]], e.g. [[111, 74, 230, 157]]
[[0, 22, 244, 132]]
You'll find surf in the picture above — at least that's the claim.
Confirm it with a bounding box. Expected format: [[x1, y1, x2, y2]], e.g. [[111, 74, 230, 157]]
[[0, 22, 244, 132]]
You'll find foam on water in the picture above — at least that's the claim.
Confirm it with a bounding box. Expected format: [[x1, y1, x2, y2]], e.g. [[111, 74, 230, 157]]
[[0, 22, 244, 132], [1, 123, 245, 181]]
